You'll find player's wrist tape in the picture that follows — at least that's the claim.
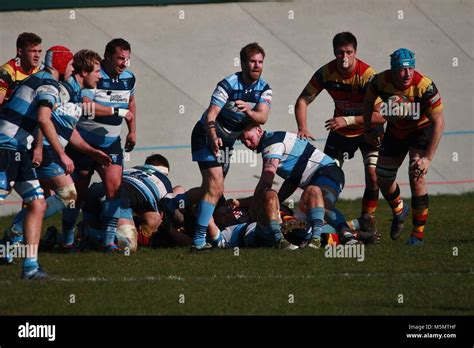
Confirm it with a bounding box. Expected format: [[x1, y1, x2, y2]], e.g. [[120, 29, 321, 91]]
[[113, 107, 128, 117], [343, 116, 357, 126]]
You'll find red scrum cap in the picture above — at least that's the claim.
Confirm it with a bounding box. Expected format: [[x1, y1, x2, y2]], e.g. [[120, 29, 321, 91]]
[[45, 46, 73, 75]]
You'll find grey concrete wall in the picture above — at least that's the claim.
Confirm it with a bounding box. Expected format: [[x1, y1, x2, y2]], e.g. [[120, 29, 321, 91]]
[[0, 0, 473, 216]]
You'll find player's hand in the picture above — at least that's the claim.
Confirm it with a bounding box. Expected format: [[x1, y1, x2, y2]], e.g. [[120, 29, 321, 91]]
[[211, 136, 223, 157], [364, 129, 381, 148], [59, 153, 75, 175], [226, 198, 240, 210], [32, 147, 43, 168], [297, 128, 316, 140], [325, 118, 347, 131], [410, 157, 431, 181], [91, 149, 112, 167], [125, 132, 136, 152], [235, 100, 250, 113], [124, 111, 134, 123]]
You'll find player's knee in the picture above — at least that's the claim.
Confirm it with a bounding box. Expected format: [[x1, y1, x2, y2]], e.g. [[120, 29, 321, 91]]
[[27, 197, 47, 214], [305, 185, 322, 198], [116, 224, 138, 252], [376, 164, 398, 183], [56, 184, 77, 208]]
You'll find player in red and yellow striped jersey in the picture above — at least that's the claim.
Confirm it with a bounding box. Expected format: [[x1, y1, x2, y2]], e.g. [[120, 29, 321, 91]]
[[0, 32, 42, 105], [363, 48, 445, 246], [295, 32, 385, 234]]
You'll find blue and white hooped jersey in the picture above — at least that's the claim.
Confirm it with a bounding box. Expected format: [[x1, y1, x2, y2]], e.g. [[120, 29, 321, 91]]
[[200, 72, 272, 142], [43, 76, 83, 148], [0, 71, 61, 151], [122, 165, 172, 212], [77, 65, 136, 147], [257, 131, 336, 187]]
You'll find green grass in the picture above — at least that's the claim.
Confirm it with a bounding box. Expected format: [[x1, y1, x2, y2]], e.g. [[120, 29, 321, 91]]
[[0, 193, 473, 315]]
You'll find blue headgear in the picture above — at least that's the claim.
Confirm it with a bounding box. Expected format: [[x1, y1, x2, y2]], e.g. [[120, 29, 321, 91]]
[[390, 48, 415, 69]]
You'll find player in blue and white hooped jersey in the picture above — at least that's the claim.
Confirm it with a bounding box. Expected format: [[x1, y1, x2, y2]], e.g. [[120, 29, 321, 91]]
[[190, 43, 272, 250], [240, 125, 359, 246], [79, 154, 174, 252], [5, 50, 111, 251], [62, 39, 137, 253], [0, 46, 78, 279]]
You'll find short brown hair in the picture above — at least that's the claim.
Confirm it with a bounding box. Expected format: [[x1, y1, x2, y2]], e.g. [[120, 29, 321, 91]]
[[16, 32, 42, 50], [240, 42, 265, 64], [333, 32, 357, 52], [104, 38, 131, 59], [73, 49, 101, 74]]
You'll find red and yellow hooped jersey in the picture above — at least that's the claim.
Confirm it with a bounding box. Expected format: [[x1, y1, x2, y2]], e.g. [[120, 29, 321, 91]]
[[366, 69, 443, 139], [301, 58, 376, 137], [0, 58, 40, 105]]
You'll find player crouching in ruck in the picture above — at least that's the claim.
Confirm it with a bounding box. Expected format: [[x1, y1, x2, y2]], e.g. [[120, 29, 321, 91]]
[[239, 125, 361, 247], [363, 48, 445, 245]]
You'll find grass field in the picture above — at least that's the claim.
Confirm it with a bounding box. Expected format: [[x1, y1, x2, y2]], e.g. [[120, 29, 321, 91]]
[[0, 193, 473, 315]]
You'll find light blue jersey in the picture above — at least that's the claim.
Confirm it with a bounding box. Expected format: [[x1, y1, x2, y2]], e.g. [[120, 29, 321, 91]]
[[200, 72, 272, 142], [76, 65, 136, 147], [43, 76, 83, 148], [257, 131, 336, 188], [0, 71, 61, 151]]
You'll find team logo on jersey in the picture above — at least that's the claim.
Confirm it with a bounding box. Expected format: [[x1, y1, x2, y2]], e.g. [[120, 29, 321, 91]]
[[110, 94, 128, 103]]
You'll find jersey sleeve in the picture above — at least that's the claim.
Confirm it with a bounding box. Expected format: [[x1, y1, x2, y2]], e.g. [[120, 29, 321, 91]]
[[262, 142, 285, 160], [0, 64, 14, 94], [35, 83, 60, 108], [210, 78, 232, 108], [421, 81, 443, 114], [81, 88, 96, 100], [366, 73, 383, 105], [299, 67, 325, 102], [257, 84, 272, 108]]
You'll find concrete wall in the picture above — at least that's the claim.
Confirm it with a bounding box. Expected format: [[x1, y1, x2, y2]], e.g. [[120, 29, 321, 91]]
[[0, 0, 473, 216]]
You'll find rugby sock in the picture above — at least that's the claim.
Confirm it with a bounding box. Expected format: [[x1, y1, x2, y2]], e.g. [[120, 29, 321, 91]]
[[101, 198, 121, 246], [11, 195, 67, 236], [347, 218, 360, 231], [62, 206, 81, 244], [266, 219, 282, 242], [362, 188, 379, 216], [411, 194, 429, 240], [194, 200, 215, 248], [22, 256, 39, 273], [307, 207, 324, 240], [208, 230, 223, 248], [382, 184, 404, 215], [325, 208, 353, 239]]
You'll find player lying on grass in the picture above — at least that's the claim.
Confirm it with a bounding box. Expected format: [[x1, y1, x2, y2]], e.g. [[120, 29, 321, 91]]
[[239, 125, 363, 247], [3, 49, 111, 255]]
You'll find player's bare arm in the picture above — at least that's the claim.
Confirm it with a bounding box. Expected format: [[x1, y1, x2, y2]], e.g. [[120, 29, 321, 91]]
[[295, 92, 316, 140], [37, 105, 74, 174], [236, 100, 270, 125], [205, 103, 223, 157]]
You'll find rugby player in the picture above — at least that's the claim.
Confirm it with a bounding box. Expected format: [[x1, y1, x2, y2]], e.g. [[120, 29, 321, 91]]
[[62, 38, 136, 252], [190, 43, 272, 250], [240, 125, 360, 246], [75, 154, 174, 252], [0, 32, 42, 105], [363, 48, 445, 245], [4, 50, 111, 251], [294, 32, 385, 234], [0, 45, 76, 279]]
